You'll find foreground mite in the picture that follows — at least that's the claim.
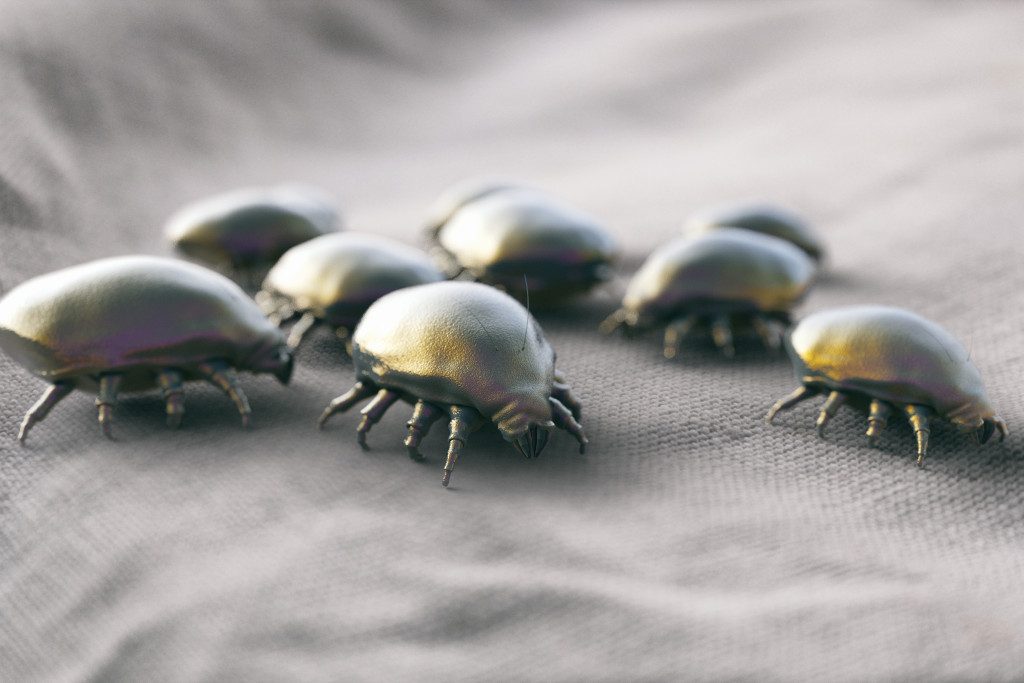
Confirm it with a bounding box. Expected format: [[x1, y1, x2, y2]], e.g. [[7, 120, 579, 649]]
[[601, 228, 816, 357], [766, 305, 1007, 464], [0, 256, 293, 442], [427, 181, 618, 305], [164, 184, 340, 282], [256, 233, 446, 348], [318, 281, 587, 487], [683, 200, 825, 262]]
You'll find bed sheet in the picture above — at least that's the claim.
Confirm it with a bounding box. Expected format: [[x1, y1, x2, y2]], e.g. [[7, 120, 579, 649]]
[[2, 1, 1024, 680]]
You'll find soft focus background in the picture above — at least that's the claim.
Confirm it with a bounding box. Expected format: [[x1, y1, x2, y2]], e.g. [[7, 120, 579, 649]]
[[2, 1, 1024, 680]]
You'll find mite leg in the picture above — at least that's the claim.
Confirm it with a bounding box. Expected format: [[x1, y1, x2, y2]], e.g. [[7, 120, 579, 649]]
[[513, 422, 553, 459], [317, 381, 377, 429], [971, 421, 992, 445], [550, 397, 588, 454], [405, 400, 445, 461], [975, 416, 1009, 445], [96, 373, 125, 440], [533, 424, 551, 456], [903, 404, 934, 466], [751, 313, 783, 351], [551, 369, 582, 419], [19, 381, 74, 445], [196, 361, 251, 428], [709, 315, 735, 358], [663, 314, 698, 359], [816, 390, 848, 438], [993, 417, 1009, 442], [865, 398, 893, 446], [442, 405, 479, 488], [765, 385, 820, 424], [156, 369, 186, 429], [598, 308, 628, 335], [286, 311, 318, 349], [355, 388, 401, 450]]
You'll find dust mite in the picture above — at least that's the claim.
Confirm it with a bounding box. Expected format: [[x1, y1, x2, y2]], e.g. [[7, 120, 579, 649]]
[[256, 232, 446, 349], [0, 256, 293, 442], [766, 305, 1007, 464], [426, 180, 618, 306], [164, 184, 340, 283], [318, 281, 587, 488], [683, 200, 825, 262], [601, 228, 816, 358]]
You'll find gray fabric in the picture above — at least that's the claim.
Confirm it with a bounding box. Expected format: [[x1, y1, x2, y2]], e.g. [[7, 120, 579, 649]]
[[2, 1, 1024, 680]]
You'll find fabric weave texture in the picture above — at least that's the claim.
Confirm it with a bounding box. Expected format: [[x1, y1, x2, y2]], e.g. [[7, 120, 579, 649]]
[[2, 1, 1024, 680]]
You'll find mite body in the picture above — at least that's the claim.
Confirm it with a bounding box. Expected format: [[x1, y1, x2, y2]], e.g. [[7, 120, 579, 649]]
[[0, 256, 293, 442], [318, 281, 587, 487], [423, 178, 521, 236], [766, 305, 1007, 463], [683, 201, 824, 262], [601, 228, 816, 357], [427, 182, 617, 305], [165, 184, 339, 278], [256, 233, 445, 348]]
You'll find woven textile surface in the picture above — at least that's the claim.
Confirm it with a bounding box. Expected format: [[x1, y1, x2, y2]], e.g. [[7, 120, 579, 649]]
[[2, 1, 1024, 680]]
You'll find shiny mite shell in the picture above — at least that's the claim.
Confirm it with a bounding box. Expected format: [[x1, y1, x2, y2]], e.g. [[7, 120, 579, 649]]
[[683, 200, 825, 262], [0, 256, 293, 442], [256, 233, 447, 348], [600, 228, 816, 357], [428, 185, 618, 305], [765, 305, 1007, 464], [317, 280, 587, 487], [164, 184, 340, 273], [423, 178, 522, 236]]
